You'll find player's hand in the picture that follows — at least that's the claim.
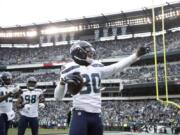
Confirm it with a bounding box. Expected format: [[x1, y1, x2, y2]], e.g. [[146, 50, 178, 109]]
[[136, 47, 150, 57], [39, 103, 45, 109], [60, 78, 66, 85], [64, 72, 83, 85], [11, 86, 23, 97], [17, 102, 26, 109], [12, 84, 21, 94], [64, 72, 84, 95], [8, 92, 14, 97]]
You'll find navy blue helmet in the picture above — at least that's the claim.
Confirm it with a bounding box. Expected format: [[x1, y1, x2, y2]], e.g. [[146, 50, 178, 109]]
[[1, 72, 13, 85], [70, 41, 95, 66]]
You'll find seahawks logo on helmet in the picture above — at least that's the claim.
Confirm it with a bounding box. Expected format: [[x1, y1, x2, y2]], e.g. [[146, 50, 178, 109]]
[[70, 41, 96, 66]]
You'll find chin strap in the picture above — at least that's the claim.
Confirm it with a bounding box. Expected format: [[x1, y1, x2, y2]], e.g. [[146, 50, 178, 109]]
[[74, 56, 92, 66], [86, 57, 93, 64]]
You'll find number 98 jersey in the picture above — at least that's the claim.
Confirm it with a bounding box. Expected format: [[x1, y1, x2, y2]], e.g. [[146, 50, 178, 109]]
[[61, 61, 104, 113], [20, 89, 43, 117]]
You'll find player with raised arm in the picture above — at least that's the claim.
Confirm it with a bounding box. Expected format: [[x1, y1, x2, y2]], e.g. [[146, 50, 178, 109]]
[[54, 41, 149, 135], [16, 77, 45, 135], [0, 72, 21, 135]]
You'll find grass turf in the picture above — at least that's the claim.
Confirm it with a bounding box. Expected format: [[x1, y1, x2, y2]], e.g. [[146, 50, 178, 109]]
[[8, 128, 68, 135]]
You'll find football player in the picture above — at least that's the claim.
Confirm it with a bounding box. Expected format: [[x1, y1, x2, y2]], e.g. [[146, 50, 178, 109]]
[[54, 41, 149, 135], [16, 77, 45, 135], [0, 72, 21, 135]]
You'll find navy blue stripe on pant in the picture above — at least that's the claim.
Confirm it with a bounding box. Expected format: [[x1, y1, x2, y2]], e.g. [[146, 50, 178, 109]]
[[69, 110, 103, 135], [0, 114, 9, 135], [18, 115, 38, 135]]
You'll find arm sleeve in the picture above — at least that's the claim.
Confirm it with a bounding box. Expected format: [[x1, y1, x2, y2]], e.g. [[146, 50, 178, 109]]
[[100, 53, 139, 79], [54, 83, 67, 101], [54, 62, 79, 100]]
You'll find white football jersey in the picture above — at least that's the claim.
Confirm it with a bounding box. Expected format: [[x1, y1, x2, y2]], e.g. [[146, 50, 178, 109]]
[[20, 89, 43, 117], [61, 54, 138, 113], [61, 61, 105, 113], [0, 85, 14, 114]]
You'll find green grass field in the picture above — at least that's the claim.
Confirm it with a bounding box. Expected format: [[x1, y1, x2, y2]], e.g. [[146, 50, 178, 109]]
[[8, 128, 170, 135], [8, 128, 68, 135]]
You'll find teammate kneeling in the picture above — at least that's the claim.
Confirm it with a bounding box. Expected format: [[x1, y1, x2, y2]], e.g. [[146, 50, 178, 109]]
[[54, 41, 149, 135], [16, 77, 45, 135]]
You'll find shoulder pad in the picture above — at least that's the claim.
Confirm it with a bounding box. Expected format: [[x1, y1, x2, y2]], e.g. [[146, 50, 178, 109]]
[[61, 62, 80, 75], [21, 89, 29, 92], [91, 60, 104, 67], [34, 89, 43, 92]]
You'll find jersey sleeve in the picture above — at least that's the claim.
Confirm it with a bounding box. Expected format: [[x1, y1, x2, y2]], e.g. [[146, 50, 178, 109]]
[[99, 53, 139, 79], [35, 89, 43, 94], [55, 62, 80, 100]]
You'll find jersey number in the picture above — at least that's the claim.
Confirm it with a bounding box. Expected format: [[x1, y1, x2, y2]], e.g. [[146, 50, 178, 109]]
[[25, 95, 37, 104], [80, 73, 100, 95], [0, 91, 12, 103]]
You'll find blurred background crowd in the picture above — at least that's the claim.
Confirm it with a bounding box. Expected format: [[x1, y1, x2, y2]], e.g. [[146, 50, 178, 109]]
[[0, 31, 180, 65]]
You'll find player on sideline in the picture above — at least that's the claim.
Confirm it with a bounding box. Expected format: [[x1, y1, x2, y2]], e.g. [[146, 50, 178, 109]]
[[0, 72, 21, 135], [54, 41, 149, 135], [16, 77, 45, 135]]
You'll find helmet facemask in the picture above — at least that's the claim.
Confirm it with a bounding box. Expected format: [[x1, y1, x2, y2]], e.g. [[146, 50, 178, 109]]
[[27, 77, 37, 90], [27, 81, 37, 90]]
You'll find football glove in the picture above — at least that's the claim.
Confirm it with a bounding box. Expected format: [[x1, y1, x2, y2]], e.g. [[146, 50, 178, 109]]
[[136, 47, 150, 57], [64, 72, 84, 95]]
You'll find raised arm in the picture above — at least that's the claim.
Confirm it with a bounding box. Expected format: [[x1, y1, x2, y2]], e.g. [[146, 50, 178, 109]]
[[100, 47, 149, 78]]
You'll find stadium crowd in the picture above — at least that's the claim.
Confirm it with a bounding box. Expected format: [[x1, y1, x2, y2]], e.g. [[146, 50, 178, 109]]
[[13, 69, 60, 83], [38, 101, 71, 128], [0, 31, 180, 65], [10, 61, 180, 84], [12, 100, 180, 132], [114, 62, 180, 84], [101, 100, 180, 130]]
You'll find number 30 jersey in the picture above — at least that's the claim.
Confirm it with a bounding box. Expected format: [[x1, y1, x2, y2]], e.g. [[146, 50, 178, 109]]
[[20, 89, 43, 117]]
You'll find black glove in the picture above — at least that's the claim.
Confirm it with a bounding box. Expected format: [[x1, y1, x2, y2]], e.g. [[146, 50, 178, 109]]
[[64, 72, 84, 95], [64, 72, 83, 85], [136, 47, 150, 57]]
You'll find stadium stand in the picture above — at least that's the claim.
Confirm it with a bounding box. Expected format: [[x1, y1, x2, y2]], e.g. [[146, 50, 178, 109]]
[[0, 31, 180, 65], [9, 61, 180, 84]]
